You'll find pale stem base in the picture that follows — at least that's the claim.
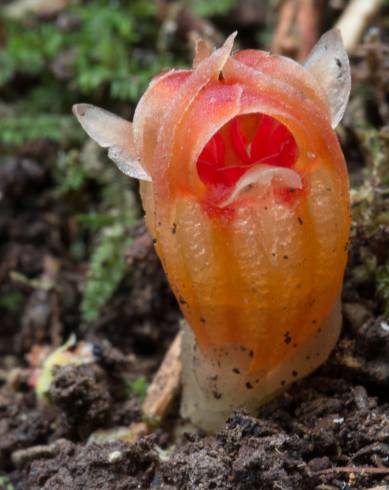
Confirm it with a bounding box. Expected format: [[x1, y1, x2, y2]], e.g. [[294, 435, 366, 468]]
[[180, 295, 342, 432]]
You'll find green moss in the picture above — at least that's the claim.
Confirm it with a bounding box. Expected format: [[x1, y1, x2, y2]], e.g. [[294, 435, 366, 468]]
[[53, 149, 89, 195], [1, 0, 173, 102], [0, 0, 182, 150], [0, 291, 24, 312], [0, 113, 82, 147], [81, 224, 133, 322], [349, 123, 389, 318], [0, 475, 14, 490], [126, 376, 148, 401], [187, 0, 236, 17]]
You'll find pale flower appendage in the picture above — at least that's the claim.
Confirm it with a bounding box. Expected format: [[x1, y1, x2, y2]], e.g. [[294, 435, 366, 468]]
[[72, 103, 151, 182]]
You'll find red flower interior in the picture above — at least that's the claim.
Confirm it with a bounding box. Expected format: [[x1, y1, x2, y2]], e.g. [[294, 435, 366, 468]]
[[197, 114, 299, 189]]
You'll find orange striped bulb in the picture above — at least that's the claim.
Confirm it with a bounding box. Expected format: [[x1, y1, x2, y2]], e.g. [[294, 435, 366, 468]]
[[73, 30, 351, 430]]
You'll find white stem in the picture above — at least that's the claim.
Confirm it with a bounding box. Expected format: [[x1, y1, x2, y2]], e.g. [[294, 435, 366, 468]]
[[180, 295, 342, 432]]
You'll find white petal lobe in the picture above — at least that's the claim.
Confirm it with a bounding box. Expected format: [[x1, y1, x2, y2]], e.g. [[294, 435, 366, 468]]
[[108, 146, 151, 181], [72, 103, 151, 182], [220, 165, 303, 208], [304, 29, 351, 129]]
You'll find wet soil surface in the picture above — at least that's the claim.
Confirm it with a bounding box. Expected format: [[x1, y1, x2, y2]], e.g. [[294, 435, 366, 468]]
[[1, 321, 389, 490]]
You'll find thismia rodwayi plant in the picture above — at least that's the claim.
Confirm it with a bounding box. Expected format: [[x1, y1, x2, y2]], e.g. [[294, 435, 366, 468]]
[[73, 30, 351, 431]]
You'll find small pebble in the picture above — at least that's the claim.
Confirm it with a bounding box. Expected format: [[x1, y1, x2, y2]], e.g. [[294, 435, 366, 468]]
[[108, 450, 123, 463]]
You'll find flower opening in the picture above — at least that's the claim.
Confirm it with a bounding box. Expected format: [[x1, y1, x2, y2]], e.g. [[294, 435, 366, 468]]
[[197, 114, 299, 192]]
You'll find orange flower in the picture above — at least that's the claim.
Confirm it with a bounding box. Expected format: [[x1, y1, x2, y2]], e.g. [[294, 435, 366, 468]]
[[74, 30, 351, 430]]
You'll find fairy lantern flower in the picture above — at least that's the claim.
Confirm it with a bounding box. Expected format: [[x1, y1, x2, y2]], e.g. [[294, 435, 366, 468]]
[[73, 30, 351, 431]]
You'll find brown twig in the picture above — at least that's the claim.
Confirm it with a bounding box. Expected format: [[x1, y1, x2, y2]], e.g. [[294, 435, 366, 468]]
[[271, 0, 297, 56], [296, 0, 320, 60], [142, 331, 182, 422], [316, 466, 389, 475], [271, 0, 322, 61], [366, 486, 389, 490]]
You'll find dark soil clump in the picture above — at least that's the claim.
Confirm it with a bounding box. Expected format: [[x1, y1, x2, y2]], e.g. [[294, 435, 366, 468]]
[[159, 377, 389, 489], [20, 439, 158, 490]]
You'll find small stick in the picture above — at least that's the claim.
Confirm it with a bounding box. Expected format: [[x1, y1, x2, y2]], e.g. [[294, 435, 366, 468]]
[[336, 0, 385, 53], [271, 0, 321, 61], [315, 466, 389, 475], [271, 0, 297, 56], [142, 331, 182, 422], [11, 439, 71, 469], [296, 0, 320, 61], [365, 486, 389, 490]]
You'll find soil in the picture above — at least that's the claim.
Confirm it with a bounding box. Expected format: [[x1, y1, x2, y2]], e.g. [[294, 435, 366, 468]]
[[1, 6, 389, 490]]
